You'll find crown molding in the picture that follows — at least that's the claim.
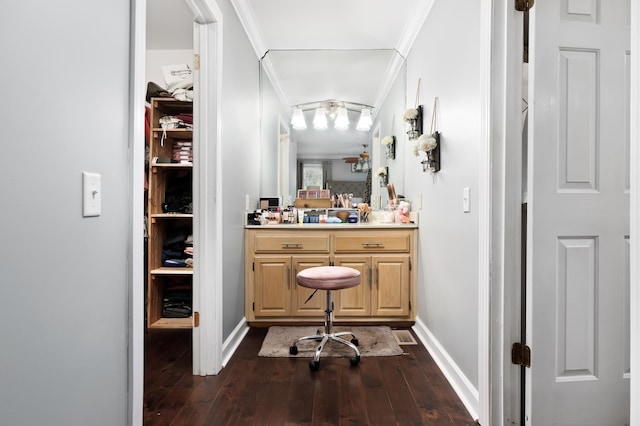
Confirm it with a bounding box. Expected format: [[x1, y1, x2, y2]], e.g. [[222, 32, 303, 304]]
[[372, 51, 406, 119], [230, 0, 267, 58], [396, 0, 437, 57], [260, 55, 292, 113]]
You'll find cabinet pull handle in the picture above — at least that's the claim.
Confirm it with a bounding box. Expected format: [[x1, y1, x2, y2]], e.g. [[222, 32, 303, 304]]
[[367, 264, 371, 287], [287, 266, 290, 288], [362, 242, 383, 248], [374, 266, 377, 286], [281, 242, 303, 248]]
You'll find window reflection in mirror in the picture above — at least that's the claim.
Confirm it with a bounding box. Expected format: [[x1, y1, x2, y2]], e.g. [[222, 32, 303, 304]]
[[259, 49, 407, 210]]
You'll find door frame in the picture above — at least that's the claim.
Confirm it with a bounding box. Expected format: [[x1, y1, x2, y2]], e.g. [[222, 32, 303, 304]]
[[128, 0, 224, 423], [484, 0, 640, 424]]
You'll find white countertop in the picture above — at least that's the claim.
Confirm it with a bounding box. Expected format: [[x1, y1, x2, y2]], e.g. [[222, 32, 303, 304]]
[[245, 211, 419, 229]]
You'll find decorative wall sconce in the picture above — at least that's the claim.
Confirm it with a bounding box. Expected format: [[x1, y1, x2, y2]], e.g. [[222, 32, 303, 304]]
[[418, 132, 440, 173], [382, 135, 396, 160], [376, 166, 389, 187], [413, 97, 441, 173], [403, 105, 423, 140]]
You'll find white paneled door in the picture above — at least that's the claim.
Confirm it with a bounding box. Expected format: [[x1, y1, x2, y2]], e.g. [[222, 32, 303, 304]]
[[527, 0, 630, 424]]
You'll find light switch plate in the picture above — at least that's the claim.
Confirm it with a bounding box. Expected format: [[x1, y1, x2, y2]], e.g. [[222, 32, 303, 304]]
[[463, 187, 470, 213], [83, 172, 101, 217]]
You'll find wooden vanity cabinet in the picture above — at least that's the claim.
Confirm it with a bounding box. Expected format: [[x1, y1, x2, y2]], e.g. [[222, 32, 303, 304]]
[[333, 255, 410, 317], [245, 227, 417, 325], [252, 255, 329, 317]]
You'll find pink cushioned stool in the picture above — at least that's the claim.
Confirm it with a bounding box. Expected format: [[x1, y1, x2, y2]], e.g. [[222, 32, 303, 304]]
[[289, 266, 361, 371]]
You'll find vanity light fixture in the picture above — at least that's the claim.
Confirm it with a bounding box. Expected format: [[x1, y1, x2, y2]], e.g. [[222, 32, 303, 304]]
[[291, 107, 307, 130], [290, 100, 373, 132], [356, 108, 372, 131], [312, 107, 328, 129], [334, 107, 349, 130]]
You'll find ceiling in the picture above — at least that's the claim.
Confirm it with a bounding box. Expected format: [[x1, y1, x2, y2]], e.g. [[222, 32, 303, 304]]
[[146, 0, 431, 159]]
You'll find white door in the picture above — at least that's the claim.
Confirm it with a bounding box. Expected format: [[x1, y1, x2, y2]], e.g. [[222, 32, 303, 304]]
[[527, 1, 630, 424]]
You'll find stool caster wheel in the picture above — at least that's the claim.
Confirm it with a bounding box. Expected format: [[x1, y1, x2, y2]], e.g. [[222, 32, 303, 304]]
[[349, 355, 360, 367], [309, 360, 320, 371], [351, 338, 359, 346], [289, 345, 298, 355]]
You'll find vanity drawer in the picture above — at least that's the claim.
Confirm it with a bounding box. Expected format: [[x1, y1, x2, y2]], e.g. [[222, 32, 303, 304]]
[[253, 233, 330, 253], [334, 232, 411, 253]]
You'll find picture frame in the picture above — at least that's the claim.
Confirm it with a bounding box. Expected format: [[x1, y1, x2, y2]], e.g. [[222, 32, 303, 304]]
[[297, 189, 307, 199], [320, 190, 330, 198], [307, 190, 319, 199]]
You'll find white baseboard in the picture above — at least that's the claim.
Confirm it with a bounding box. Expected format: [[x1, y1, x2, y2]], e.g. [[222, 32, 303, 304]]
[[412, 316, 479, 421], [221, 317, 250, 368]]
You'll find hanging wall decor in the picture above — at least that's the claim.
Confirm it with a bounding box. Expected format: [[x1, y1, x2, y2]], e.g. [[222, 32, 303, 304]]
[[383, 114, 398, 159], [413, 97, 441, 173], [376, 166, 389, 187], [382, 135, 396, 160], [381, 114, 397, 159], [404, 79, 424, 140]]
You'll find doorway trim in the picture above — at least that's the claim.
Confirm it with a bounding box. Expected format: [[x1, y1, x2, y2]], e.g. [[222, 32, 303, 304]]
[[483, 1, 526, 424], [630, 0, 640, 423], [186, 0, 224, 377], [129, 1, 147, 423]]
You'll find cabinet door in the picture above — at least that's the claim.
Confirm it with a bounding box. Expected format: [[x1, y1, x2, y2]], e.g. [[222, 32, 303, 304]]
[[333, 256, 371, 317], [290, 256, 330, 316], [253, 256, 291, 317], [372, 255, 410, 317]]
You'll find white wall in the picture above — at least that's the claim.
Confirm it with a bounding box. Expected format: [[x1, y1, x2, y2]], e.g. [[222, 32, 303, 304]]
[[404, 0, 481, 391], [219, 0, 262, 339], [0, 2, 131, 425], [146, 49, 194, 88]]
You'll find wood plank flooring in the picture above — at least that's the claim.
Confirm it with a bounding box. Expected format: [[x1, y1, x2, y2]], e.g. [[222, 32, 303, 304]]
[[144, 327, 478, 425]]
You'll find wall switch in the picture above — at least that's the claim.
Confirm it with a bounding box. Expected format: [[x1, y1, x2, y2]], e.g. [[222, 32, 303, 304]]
[[463, 187, 470, 213], [83, 172, 101, 217]]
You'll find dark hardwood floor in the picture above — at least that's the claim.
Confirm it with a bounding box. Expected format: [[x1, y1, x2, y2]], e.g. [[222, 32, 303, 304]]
[[144, 327, 478, 425]]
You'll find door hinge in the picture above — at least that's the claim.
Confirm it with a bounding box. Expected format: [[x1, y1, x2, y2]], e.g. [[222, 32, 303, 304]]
[[515, 0, 534, 11], [511, 342, 531, 367], [194, 54, 200, 70], [193, 311, 200, 328]]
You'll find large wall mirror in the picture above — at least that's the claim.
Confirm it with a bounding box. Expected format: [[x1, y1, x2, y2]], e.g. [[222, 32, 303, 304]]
[[259, 49, 407, 210]]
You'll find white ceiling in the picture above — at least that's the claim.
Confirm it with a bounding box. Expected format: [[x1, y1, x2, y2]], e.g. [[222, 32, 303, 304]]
[[146, 0, 430, 159]]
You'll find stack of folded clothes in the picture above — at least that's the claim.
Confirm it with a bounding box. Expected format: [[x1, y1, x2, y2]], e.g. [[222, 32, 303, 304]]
[[172, 140, 192, 164], [162, 228, 192, 267], [162, 282, 192, 318], [183, 234, 193, 267]]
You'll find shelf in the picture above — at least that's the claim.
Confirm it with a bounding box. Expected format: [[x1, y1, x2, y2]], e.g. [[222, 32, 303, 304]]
[[150, 213, 193, 219], [152, 127, 192, 134], [148, 97, 194, 330], [151, 267, 194, 275], [151, 162, 192, 169], [147, 316, 192, 329]]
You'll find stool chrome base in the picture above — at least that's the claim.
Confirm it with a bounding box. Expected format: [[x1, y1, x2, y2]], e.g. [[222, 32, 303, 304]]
[[289, 290, 361, 371]]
